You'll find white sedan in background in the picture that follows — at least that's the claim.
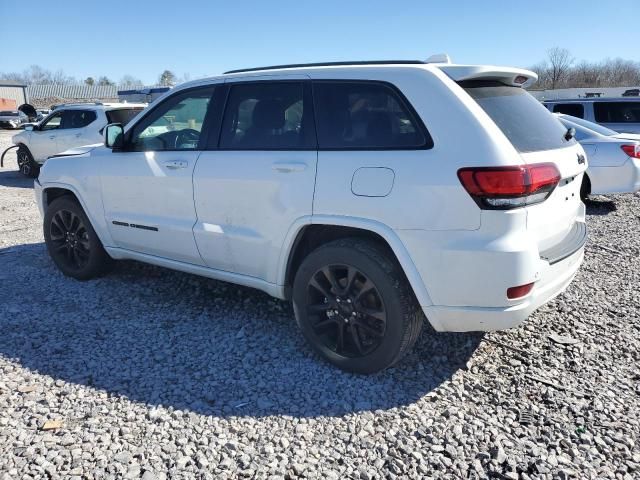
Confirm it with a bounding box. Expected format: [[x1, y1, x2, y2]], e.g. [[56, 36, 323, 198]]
[[556, 114, 640, 200]]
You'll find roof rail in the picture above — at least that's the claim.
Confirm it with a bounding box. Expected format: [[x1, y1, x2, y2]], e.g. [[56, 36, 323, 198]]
[[224, 60, 427, 75]]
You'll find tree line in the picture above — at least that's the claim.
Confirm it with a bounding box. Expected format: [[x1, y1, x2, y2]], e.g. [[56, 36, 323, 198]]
[[529, 47, 640, 90], [0, 66, 185, 87]]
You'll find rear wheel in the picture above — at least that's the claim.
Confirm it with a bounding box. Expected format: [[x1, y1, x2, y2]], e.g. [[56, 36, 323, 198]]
[[292, 238, 424, 373], [16, 146, 40, 178], [44, 196, 113, 280]]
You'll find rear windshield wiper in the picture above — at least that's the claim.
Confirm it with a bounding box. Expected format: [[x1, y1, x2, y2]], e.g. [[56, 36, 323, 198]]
[[564, 127, 576, 141]]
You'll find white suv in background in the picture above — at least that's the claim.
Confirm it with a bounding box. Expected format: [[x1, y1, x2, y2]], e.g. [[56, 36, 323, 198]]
[[35, 58, 588, 373], [12, 102, 146, 177]]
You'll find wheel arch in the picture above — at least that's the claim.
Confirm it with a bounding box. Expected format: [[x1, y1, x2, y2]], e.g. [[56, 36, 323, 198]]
[[40, 182, 115, 249], [279, 215, 433, 308]]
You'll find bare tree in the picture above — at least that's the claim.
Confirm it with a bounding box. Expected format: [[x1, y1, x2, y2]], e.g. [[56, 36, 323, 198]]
[[97, 76, 115, 86], [158, 70, 177, 86], [547, 47, 573, 89], [119, 75, 143, 87]]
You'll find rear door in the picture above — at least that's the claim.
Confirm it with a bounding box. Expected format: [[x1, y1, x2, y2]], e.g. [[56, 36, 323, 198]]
[[462, 82, 587, 251], [29, 111, 64, 160], [193, 77, 317, 281]]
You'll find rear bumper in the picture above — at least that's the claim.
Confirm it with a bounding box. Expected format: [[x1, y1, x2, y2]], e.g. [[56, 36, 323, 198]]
[[422, 247, 584, 331]]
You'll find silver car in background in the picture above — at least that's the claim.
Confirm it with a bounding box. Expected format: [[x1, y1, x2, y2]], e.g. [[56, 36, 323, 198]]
[[545, 98, 640, 134], [0, 110, 29, 129], [556, 113, 640, 199]]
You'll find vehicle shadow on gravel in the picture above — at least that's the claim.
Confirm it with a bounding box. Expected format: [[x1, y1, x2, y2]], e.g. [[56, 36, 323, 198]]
[[584, 197, 617, 215], [0, 169, 33, 189], [0, 242, 483, 418]]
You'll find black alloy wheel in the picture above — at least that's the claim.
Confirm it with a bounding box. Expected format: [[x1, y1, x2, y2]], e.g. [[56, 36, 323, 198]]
[[48, 209, 91, 271], [307, 264, 387, 358]]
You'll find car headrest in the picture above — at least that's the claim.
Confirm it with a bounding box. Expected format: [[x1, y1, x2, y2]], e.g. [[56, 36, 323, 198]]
[[252, 99, 285, 130]]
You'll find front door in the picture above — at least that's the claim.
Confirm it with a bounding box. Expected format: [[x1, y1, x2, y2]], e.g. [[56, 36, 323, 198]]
[[99, 85, 218, 265], [30, 111, 63, 160], [193, 79, 317, 282]]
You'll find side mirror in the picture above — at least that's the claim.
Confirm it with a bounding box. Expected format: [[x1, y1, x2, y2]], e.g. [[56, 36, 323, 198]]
[[24, 124, 35, 131], [104, 123, 124, 149]]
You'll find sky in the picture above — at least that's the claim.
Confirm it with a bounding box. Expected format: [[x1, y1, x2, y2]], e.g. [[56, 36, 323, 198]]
[[1, 0, 638, 85]]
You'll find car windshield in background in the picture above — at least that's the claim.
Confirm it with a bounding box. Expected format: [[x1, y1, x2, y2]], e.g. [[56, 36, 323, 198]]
[[561, 114, 618, 136], [106, 108, 144, 126], [0, 111, 19, 116], [462, 81, 572, 152]]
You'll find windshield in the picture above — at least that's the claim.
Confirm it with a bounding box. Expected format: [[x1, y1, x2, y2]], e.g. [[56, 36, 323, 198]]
[[560, 114, 618, 136], [462, 81, 574, 153], [0, 111, 18, 116]]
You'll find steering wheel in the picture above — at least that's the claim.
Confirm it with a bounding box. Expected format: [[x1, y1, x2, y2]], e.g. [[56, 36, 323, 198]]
[[174, 128, 200, 148]]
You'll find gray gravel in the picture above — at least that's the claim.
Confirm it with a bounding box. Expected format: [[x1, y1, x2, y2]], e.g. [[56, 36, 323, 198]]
[[1, 128, 639, 479]]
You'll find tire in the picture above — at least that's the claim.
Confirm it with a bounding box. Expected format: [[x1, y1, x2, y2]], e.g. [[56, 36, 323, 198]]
[[43, 196, 113, 280], [580, 174, 591, 202], [16, 146, 40, 178], [292, 238, 424, 374]]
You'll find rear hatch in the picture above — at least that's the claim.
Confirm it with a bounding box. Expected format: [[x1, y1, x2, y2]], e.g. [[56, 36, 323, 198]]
[[460, 80, 587, 252]]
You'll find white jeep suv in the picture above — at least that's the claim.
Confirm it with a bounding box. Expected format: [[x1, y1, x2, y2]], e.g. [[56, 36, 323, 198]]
[[13, 102, 145, 177], [35, 58, 587, 373]]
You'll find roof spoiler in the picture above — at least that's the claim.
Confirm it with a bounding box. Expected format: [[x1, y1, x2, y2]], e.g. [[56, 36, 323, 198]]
[[437, 65, 538, 87]]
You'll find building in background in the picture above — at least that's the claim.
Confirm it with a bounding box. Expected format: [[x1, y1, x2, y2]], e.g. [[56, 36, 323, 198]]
[[530, 86, 640, 101], [0, 80, 28, 110]]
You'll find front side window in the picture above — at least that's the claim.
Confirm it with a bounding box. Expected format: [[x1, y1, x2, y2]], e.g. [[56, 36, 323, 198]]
[[594, 102, 640, 124], [63, 110, 97, 129], [40, 112, 63, 131], [313, 81, 428, 149], [220, 82, 312, 149], [553, 103, 584, 118], [129, 87, 215, 151], [463, 81, 574, 153]]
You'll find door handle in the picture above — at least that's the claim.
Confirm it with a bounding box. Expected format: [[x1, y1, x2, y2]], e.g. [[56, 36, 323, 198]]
[[49, 135, 56, 140], [75, 133, 82, 138], [163, 160, 188, 169], [271, 162, 307, 173]]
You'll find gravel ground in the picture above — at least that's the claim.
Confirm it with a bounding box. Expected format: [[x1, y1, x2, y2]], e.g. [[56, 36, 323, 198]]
[[0, 128, 639, 479]]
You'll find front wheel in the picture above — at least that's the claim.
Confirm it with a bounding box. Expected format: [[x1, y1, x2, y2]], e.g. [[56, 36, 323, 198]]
[[292, 238, 424, 374], [580, 174, 591, 202], [44, 196, 113, 280], [16, 146, 40, 178]]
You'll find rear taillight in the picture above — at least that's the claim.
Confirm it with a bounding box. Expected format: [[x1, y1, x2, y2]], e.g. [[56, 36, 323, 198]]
[[621, 144, 640, 159], [457, 163, 561, 210]]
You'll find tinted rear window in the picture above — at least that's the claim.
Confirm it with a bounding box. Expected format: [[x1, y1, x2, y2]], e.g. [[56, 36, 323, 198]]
[[313, 81, 429, 149], [107, 108, 144, 126], [552, 103, 584, 118], [463, 81, 573, 153], [594, 102, 640, 124]]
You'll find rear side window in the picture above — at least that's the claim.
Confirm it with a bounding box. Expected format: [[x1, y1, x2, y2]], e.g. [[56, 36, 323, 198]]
[[552, 103, 584, 118], [594, 102, 640, 123], [106, 108, 144, 126], [463, 81, 573, 153], [313, 81, 429, 149], [219, 82, 314, 149], [63, 110, 97, 129]]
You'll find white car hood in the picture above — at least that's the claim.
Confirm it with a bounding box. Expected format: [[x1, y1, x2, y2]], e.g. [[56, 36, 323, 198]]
[[48, 143, 102, 158]]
